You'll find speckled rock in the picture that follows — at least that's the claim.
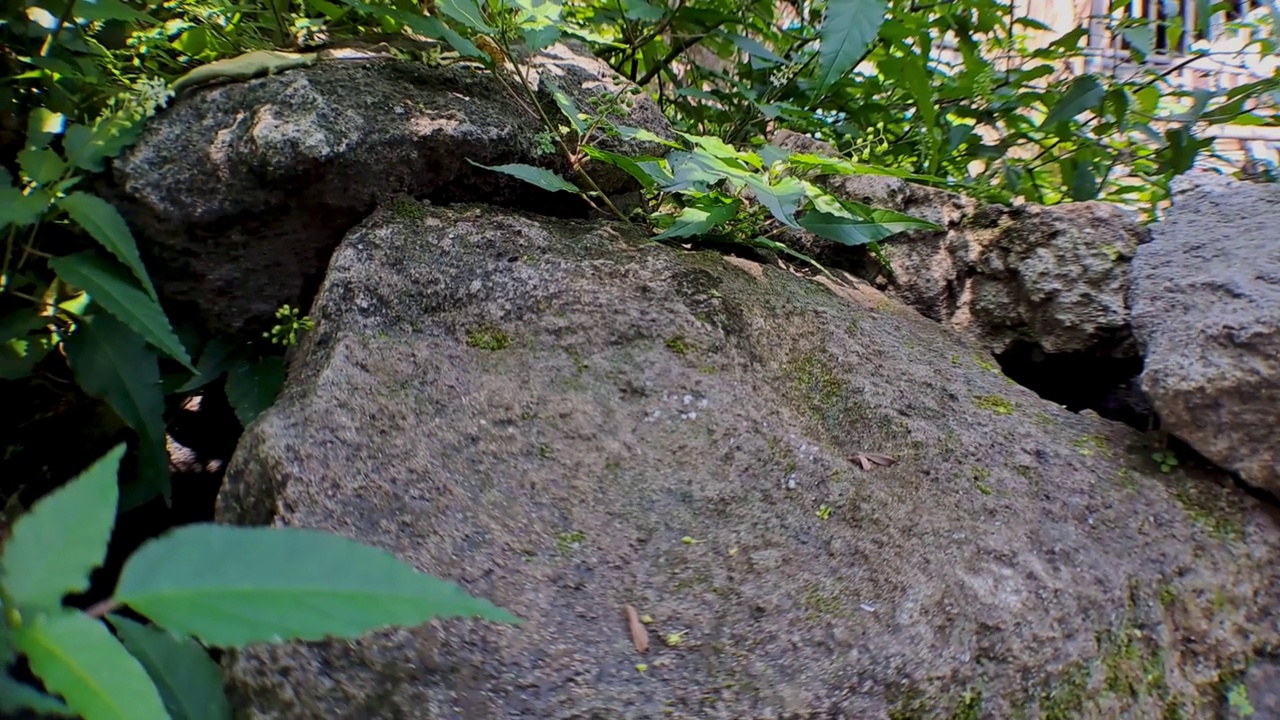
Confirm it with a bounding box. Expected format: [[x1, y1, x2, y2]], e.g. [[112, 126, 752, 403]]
[[1130, 176, 1280, 496], [769, 130, 1148, 359], [217, 203, 1280, 719], [105, 41, 673, 340]]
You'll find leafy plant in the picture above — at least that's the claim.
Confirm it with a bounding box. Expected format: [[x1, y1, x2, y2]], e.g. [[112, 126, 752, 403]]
[[0, 445, 518, 720], [1152, 450, 1179, 474]]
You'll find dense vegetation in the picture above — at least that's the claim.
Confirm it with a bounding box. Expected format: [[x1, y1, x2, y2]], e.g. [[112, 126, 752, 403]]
[[1, 0, 1276, 717]]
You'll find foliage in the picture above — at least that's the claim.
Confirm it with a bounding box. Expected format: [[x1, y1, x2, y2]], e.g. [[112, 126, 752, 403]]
[[0, 445, 517, 720]]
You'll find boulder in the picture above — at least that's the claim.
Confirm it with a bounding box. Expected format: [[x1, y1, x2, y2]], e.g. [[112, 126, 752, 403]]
[[217, 202, 1280, 719], [769, 130, 1148, 360], [1130, 176, 1280, 496], [105, 41, 674, 340]]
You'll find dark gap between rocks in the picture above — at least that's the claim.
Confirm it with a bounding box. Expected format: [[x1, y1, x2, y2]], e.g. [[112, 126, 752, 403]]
[[995, 339, 1152, 429]]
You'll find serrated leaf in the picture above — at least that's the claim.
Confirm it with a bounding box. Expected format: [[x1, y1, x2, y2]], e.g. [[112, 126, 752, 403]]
[[24, 108, 66, 151], [114, 524, 520, 647], [49, 251, 194, 370], [176, 338, 239, 393], [0, 675, 74, 716], [18, 148, 67, 186], [544, 76, 586, 135], [467, 161, 580, 193], [0, 187, 54, 228], [814, 0, 887, 94], [63, 123, 112, 173], [224, 355, 286, 427], [581, 147, 662, 190], [56, 193, 158, 301], [436, 0, 496, 32], [72, 0, 155, 22], [108, 615, 232, 720], [0, 445, 123, 609], [744, 174, 806, 228], [0, 308, 55, 380], [63, 314, 171, 508], [800, 207, 941, 246], [14, 611, 169, 720], [1040, 75, 1105, 129], [653, 200, 741, 240]]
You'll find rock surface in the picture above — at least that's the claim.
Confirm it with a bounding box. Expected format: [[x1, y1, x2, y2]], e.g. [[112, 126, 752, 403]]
[[218, 202, 1280, 719], [1130, 177, 1280, 497], [106, 41, 673, 340], [770, 130, 1148, 360]]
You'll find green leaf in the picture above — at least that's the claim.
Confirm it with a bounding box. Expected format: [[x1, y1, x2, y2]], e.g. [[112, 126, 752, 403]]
[[176, 338, 239, 393], [436, 0, 497, 32], [744, 175, 806, 228], [224, 355, 286, 427], [799, 207, 940, 247], [613, 125, 679, 147], [725, 32, 786, 64], [14, 611, 170, 720], [18, 148, 67, 186], [114, 523, 520, 647], [1120, 25, 1154, 58], [0, 445, 123, 609], [0, 675, 74, 717], [49, 251, 194, 370], [71, 0, 156, 22], [580, 147, 663, 190], [1040, 75, 1105, 129], [0, 309, 55, 380], [24, 108, 66, 151], [108, 615, 232, 720], [814, 0, 888, 94], [56, 192, 159, 301], [620, 0, 664, 21], [544, 77, 587, 135], [0, 187, 54, 228], [652, 199, 741, 240], [466, 161, 580, 193], [63, 313, 171, 507]]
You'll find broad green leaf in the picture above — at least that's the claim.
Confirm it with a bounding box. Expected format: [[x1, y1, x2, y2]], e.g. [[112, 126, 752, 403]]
[[1119, 25, 1154, 58], [663, 149, 751, 192], [1040, 75, 1105, 129], [613, 125, 679, 147], [883, 54, 936, 128], [225, 355, 286, 427], [467, 161, 580, 193], [63, 313, 172, 507], [581, 147, 663, 190], [725, 32, 786, 64], [14, 611, 169, 720], [176, 338, 239, 393], [814, 0, 888, 94], [24, 108, 65, 151], [18, 148, 67, 186], [108, 615, 232, 720], [800, 207, 940, 247], [72, 0, 156, 22], [0, 187, 54, 228], [114, 523, 520, 647], [544, 77, 587, 135], [652, 200, 741, 240], [0, 309, 55, 380], [620, 0, 664, 21], [743, 175, 806, 228], [0, 675, 74, 716], [56, 192, 159, 301], [677, 132, 761, 167], [0, 445, 123, 609], [49, 251, 194, 370], [436, 0, 496, 33]]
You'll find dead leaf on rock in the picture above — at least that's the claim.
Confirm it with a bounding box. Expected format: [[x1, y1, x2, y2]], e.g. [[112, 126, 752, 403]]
[[625, 605, 649, 653], [850, 452, 897, 471]]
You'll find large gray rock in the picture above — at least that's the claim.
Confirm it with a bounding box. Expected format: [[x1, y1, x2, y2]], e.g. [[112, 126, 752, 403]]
[[106, 41, 673, 340], [1130, 177, 1280, 496], [769, 130, 1148, 359], [217, 202, 1280, 719]]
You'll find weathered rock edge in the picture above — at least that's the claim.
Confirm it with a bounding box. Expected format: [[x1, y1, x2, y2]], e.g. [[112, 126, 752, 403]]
[[105, 41, 673, 339], [218, 203, 1280, 719]]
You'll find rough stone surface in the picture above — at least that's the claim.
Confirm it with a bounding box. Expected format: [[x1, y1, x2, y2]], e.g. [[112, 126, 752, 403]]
[[105, 41, 673, 340], [1130, 177, 1280, 496], [218, 203, 1280, 719], [770, 130, 1149, 359]]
